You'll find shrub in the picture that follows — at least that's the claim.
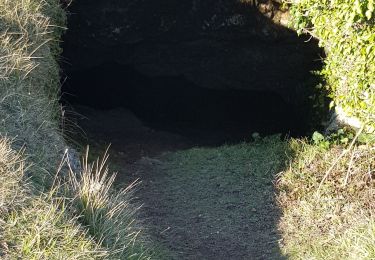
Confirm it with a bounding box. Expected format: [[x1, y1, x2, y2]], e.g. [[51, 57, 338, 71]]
[[288, 0, 375, 132]]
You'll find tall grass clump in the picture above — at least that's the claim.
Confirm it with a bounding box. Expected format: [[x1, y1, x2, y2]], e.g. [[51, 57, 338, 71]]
[[0, 138, 106, 259], [0, 0, 67, 186], [3, 194, 107, 259], [66, 149, 152, 260]]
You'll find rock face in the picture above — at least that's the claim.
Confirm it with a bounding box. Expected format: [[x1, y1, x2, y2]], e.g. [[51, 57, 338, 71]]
[[62, 0, 322, 104]]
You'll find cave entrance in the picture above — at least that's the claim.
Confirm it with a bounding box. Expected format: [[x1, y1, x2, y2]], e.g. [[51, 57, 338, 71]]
[[60, 4, 325, 256], [62, 61, 311, 145], [60, 0, 325, 148]]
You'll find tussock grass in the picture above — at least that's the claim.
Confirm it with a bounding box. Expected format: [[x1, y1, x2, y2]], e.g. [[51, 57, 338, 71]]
[[0, 138, 106, 259], [2, 195, 106, 259], [66, 149, 152, 259], [277, 139, 375, 259]]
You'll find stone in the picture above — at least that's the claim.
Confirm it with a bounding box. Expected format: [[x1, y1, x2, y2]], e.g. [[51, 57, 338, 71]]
[[62, 0, 322, 106]]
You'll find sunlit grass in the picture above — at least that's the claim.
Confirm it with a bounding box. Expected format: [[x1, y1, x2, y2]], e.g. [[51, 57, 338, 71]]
[[277, 139, 375, 259], [3, 195, 107, 259], [0, 138, 106, 259]]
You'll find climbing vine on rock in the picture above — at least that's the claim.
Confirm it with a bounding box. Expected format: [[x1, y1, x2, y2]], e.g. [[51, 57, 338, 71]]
[[288, 0, 375, 131]]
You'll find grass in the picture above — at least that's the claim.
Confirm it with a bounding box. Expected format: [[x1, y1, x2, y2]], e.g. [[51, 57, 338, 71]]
[[164, 135, 287, 181], [136, 135, 288, 259], [0, 138, 105, 259], [1, 0, 374, 258], [65, 149, 152, 259], [2, 195, 106, 259], [0, 138, 26, 215], [0, 0, 152, 258], [277, 138, 375, 259], [0, 0, 66, 187], [0, 136, 152, 259]]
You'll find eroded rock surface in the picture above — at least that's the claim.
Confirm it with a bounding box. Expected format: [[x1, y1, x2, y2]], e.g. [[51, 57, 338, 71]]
[[62, 0, 321, 104]]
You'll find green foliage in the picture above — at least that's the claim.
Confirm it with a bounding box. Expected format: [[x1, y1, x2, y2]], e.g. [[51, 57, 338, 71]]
[[289, 0, 375, 131], [312, 128, 354, 149], [312, 127, 375, 150]]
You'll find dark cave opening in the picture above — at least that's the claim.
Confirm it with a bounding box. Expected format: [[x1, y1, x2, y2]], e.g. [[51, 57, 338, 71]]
[[60, 0, 327, 145], [58, 3, 329, 258], [62, 61, 314, 143]]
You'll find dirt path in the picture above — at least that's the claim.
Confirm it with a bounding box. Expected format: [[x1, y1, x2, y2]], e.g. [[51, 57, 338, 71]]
[[74, 106, 287, 260]]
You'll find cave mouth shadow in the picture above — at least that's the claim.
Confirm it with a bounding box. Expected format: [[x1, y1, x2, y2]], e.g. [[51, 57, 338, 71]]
[[60, 0, 329, 146], [61, 61, 318, 146]]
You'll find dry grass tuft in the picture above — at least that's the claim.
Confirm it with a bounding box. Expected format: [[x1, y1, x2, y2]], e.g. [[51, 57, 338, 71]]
[[0, 137, 27, 215], [66, 149, 152, 259]]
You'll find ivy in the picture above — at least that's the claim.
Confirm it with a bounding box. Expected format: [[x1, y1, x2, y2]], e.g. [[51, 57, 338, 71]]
[[288, 0, 375, 131]]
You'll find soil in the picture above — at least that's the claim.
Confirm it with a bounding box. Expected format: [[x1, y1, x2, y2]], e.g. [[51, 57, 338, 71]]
[[73, 106, 286, 260]]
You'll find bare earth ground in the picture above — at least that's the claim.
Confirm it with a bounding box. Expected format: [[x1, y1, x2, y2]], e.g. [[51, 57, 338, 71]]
[[74, 106, 287, 260]]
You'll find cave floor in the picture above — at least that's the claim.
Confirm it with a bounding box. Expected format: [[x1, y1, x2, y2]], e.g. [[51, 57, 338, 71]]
[[73, 106, 287, 260]]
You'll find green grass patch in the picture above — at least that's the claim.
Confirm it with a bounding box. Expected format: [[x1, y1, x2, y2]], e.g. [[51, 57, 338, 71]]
[[164, 135, 287, 181]]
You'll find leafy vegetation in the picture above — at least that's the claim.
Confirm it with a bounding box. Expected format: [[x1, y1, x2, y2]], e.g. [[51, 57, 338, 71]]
[[1, 0, 374, 258], [288, 0, 375, 132], [275, 1, 375, 258]]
